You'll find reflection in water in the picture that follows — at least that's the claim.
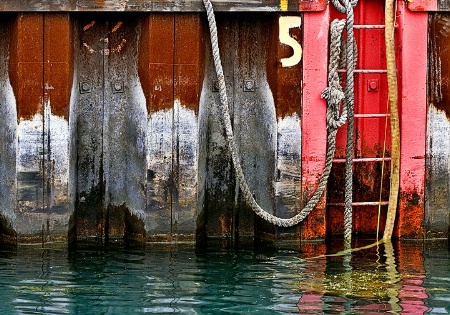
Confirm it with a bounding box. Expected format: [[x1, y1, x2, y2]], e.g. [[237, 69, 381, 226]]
[[296, 241, 435, 314], [0, 241, 448, 314]]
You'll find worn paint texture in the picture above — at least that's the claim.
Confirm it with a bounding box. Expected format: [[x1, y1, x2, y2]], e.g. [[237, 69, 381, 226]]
[[8, 14, 73, 242], [396, 4, 427, 239], [0, 16, 18, 245], [408, 0, 450, 11], [427, 13, 450, 238], [266, 13, 303, 240], [0, 7, 440, 245], [139, 14, 203, 241], [0, 0, 328, 12], [69, 15, 147, 245], [198, 13, 304, 245]]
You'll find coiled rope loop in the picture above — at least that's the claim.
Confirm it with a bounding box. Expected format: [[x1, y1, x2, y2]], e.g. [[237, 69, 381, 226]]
[[202, 0, 356, 228]]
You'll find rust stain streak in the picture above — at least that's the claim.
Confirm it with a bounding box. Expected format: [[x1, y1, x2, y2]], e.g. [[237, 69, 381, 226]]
[[9, 13, 44, 121], [83, 20, 95, 31], [111, 21, 123, 33]]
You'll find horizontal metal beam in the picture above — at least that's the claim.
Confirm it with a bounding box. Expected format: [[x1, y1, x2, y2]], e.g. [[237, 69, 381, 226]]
[[0, 0, 327, 12]]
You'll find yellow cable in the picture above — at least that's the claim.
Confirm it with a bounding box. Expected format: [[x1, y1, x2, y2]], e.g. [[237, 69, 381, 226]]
[[376, 100, 389, 242], [383, 0, 400, 241]]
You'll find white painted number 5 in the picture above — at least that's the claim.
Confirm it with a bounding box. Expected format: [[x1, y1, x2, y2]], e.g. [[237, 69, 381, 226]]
[[279, 16, 302, 67]]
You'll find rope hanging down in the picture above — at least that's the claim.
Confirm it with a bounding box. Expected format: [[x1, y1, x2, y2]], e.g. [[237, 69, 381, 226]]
[[382, 0, 399, 241], [329, 0, 358, 244], [202, 0, 356, 228]]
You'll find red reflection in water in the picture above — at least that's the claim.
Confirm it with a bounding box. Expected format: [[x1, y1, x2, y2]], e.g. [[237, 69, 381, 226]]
[[296, 242, 430, 314]]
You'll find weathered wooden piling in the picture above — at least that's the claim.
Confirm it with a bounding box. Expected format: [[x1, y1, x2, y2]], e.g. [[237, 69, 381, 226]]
[[0, 0, 448, 247]]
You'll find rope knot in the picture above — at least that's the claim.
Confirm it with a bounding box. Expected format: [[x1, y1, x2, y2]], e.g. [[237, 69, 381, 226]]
[[321, 86, 345, 105], [322, 83, 346, 130]]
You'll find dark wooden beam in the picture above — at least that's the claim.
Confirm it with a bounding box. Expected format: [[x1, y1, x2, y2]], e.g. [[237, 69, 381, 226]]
[[0, 0, 326, 12]]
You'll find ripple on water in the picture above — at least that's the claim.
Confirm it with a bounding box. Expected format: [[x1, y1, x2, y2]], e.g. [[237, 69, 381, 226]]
[[0, 241, 449, 314]]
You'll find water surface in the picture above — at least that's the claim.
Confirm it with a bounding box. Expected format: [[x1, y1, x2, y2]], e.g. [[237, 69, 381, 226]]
[[0, 240, 449, 314]]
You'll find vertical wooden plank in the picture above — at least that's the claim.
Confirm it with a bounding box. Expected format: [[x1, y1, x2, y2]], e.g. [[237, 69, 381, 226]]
[[71, 16, 106, 244], [234, 14, 277, 244], [199, 15, 236, 243], [105, 16, 147, 243], [139, 14, 175, 240], [267, 13, 303, 240], [173, 14, 204, 238], [200, 13, 283, 245], [10, 13, 45, 239], [301, 8, 329, 240], [426, 13, 450, 239], [0, 15, 18, 245], [397, 2, 427, 239], [43, 13, 72, 240]]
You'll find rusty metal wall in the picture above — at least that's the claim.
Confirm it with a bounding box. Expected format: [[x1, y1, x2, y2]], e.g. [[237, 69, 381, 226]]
[[427, 13, 450, 239]]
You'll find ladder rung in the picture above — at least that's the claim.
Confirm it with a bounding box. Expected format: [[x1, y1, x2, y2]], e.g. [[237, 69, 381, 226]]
[[354, 24, 386, 29], [354, 113, 390, 118], [333, 157, 392, 163], [328, 201, 389, 207], [353, 24, 399, 29], [338, 69, 387, 73]]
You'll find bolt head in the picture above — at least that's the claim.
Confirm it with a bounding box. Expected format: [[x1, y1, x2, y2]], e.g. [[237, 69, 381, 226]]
[[367, 79, 379, 92], [82, 83, 90, 91], [114, 82, 123, 91]]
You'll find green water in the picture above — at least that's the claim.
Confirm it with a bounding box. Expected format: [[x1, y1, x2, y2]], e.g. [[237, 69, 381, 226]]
[[0, 241, 449, 314]]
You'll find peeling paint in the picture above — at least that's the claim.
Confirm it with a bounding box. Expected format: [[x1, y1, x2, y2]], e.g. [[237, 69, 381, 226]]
[[70, 16, 147, 244], [172, 99, 199, 233], [15, 101, 70, 237], [274, 114, 302, 219], [426, 105, 450, 237], [426, 13, 450, 238], [0, 20, 17, 232], [146, 108, 173, 233], [145, 100, 199, 235]]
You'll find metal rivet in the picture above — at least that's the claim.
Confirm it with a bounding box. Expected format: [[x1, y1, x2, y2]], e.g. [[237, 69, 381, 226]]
[[79, 82, 92, 94], [113, 81, 124, 93], [243, 79, 255, 92]]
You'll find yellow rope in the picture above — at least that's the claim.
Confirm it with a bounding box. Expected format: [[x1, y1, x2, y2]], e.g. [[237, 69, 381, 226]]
[[376, 100, 389, 242], [383, 0, 400, 241]]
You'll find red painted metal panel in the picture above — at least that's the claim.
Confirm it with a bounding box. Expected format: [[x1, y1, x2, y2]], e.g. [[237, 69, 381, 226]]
[[397, 2, 427, 239], [301, 7, 329, 240], [408, 0, 438, 11], [327, 0, 395, 238]]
